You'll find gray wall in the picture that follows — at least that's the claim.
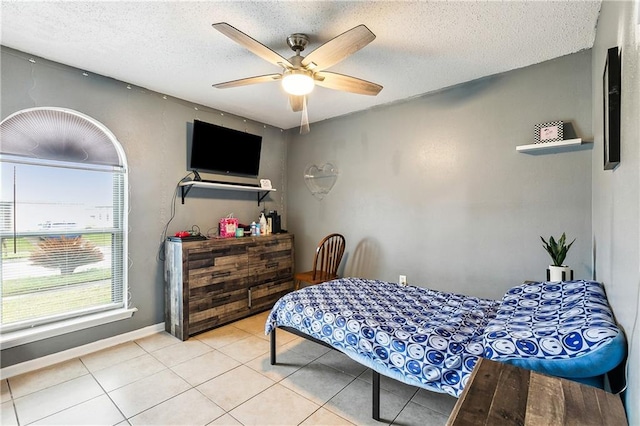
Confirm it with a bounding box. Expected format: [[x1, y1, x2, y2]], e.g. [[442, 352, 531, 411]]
[[591, 1, 639, 422], [287, 51, 593, 301], [0, 47, 289, 367]]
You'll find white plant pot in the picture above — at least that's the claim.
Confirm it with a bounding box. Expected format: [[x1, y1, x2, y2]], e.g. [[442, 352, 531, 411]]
[[547, 265, 573, 282]]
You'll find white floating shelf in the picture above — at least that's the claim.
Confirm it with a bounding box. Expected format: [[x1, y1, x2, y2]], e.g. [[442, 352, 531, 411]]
[[179, 181, 276, 193], [516, 138, 588, 153], [179, 180, 276, 205]]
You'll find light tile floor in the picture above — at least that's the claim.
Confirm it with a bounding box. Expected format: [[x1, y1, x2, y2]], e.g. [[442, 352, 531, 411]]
[[1, 311, 456, 425]]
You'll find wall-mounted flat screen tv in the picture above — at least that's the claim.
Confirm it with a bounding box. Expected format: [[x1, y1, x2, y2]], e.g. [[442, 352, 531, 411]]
[[189, 119, 262, 178]]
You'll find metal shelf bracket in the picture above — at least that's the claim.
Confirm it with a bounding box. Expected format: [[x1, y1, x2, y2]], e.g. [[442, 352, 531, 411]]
[[257, 191, 270, 205]]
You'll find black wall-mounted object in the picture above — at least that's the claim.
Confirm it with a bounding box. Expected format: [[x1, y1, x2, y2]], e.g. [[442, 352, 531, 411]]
[[189, 119, 262, 178], [603, 46, 621, 170]]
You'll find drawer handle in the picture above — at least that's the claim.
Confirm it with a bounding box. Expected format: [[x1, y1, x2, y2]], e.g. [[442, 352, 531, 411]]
[[248, 288, 252, 308]]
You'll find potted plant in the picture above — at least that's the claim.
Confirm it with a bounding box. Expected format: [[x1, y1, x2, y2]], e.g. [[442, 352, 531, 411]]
[[541, 233, 575, 282]]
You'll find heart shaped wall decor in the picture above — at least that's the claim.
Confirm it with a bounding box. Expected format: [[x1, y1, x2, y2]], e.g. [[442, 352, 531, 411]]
[[304, 163, 339, 200]]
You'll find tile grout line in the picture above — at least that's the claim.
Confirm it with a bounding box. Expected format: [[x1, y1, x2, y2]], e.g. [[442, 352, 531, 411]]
[[16, 324, 235, 423], [83, 355, 132, 425], [389, 386, 420, 426], [14, 375, 103, 425], [190, 385, 234, 424], [10, 368, 86, 425], [188, 321, 283, 424], [236, 329, 417, 425], [131, 330, 271, 422], [18, 339, 185, 425], [127, 386, 212, 424], [17, 333, 322, 425], [16, 356, 132, 425], [121, 339, 214, 424], [5, 379, 22, 426], [4, 316, 453, 426], [188, 327, 338, 424], [225, 347, 354, 426], [307, 372, 361, 426], [109, 337, 233, 424]]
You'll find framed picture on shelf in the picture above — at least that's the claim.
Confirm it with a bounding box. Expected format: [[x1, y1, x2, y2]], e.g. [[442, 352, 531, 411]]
[[603, 46, 621, 170], [534, 121, 563, 144]]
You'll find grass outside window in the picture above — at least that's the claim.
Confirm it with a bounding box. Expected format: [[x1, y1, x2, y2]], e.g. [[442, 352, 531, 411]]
[[1, 233, 116, 327]]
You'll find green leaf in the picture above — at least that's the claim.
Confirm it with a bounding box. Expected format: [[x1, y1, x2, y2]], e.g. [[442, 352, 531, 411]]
[[558, 233, 566, 248], [540, 233, 575, 266]]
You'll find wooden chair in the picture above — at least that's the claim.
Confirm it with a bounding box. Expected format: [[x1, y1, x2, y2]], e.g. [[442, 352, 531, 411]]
[[294, 233, 346, 290]]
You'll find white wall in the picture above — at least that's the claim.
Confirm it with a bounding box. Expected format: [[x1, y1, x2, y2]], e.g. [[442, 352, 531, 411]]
[[287, 51, 593, 301], [591, 0, 639, 422]]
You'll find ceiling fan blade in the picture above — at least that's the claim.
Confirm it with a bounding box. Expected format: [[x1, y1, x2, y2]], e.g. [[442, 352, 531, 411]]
[[300, 96, 310, 134], [301, 24, 375, 71], [212, 22, 293, 69], [314, 71, 382, 96], [213, 74, 282, 89], [289, 94, 304, 112]]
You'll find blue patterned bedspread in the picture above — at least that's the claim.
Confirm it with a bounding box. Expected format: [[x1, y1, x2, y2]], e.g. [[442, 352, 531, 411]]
[[265, 278, 500, 397]]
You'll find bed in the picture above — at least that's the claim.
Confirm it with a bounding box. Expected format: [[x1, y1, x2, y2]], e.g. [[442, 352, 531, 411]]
[[265, 278, 626, 420]]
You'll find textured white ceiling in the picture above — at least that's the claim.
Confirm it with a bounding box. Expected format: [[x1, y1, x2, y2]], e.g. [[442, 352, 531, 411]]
[[1, 1, 601, 130]]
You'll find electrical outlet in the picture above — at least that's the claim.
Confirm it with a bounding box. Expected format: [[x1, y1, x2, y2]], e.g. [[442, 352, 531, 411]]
[[399, 275, 407, 286]]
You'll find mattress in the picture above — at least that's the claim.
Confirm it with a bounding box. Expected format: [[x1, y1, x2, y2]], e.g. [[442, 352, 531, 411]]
[[265, 277, 500, 397]]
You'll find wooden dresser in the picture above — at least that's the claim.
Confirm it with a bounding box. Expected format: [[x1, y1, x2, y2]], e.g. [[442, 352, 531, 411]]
[[164, 233, 294, 340], [447, 358, 627, 425]]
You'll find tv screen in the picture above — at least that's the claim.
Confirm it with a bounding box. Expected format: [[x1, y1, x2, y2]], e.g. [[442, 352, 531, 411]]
[[189, 119, 262, 178]]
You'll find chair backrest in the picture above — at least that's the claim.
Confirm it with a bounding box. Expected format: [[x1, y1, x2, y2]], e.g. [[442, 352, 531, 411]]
[[311, 233, 346, 281]]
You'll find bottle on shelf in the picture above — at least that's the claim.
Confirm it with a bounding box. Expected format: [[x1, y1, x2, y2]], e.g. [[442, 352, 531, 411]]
[[259, 212, 267, 236]]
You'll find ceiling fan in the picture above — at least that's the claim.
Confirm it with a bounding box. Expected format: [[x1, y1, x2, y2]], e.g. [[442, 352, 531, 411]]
[[211, 22, 383, 133]]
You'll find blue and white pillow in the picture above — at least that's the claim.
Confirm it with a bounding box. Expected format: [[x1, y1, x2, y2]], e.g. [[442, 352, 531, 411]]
[[483, 280, 626, 379]]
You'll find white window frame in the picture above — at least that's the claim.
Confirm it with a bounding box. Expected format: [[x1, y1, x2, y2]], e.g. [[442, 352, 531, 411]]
[[0, 108, 134, 349]]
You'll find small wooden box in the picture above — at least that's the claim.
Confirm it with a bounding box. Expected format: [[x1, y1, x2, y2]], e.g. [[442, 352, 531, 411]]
[[447, 358, 627, 426]]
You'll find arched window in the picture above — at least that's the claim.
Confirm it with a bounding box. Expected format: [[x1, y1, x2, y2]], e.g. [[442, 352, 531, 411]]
[[0, 107, 130, 345]]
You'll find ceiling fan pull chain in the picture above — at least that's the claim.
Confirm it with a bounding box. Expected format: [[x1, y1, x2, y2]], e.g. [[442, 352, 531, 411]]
[[300, 96, 310, 135]]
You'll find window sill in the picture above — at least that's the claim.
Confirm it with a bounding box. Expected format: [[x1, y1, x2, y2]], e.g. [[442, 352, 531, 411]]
[[0, 308, 137, 350]]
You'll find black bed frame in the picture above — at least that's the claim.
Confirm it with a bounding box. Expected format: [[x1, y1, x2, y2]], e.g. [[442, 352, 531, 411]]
[[270, 326, 381, 421]]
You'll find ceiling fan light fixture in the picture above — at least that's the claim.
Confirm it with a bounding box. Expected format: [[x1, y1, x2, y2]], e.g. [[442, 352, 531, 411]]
[[282, 70, 314, 96]]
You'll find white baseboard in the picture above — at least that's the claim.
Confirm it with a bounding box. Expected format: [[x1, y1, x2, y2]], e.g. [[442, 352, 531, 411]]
[[0, 323, 165, 380]]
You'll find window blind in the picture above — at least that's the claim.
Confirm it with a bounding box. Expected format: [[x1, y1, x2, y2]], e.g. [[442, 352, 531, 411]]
[[0, 108, 128, 334]]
